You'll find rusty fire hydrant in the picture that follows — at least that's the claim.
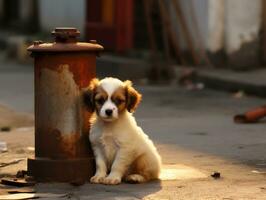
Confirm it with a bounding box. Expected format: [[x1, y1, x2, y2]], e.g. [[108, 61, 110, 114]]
[[27, 27, 103, 182]]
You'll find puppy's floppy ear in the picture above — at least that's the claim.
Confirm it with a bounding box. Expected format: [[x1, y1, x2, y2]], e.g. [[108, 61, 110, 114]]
[[124, 80, 142, 113], [83, 78, 99, 112]]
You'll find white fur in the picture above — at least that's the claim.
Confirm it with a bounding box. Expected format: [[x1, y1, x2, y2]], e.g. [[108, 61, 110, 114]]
[[100, 77, 123, 96], [89, 78, 161, 185], [98, 78, 122, 120]]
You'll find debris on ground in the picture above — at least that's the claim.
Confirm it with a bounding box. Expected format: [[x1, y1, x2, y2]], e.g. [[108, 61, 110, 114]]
[[233, 90, 246, 99], [251, 170, 266, 174], [179, 68, 197, 85], [178, 68, 205, 90], [7, 188, 35, 194], [0, 159, 25, 168], [234, 105, 266, 123], [0, 193, 67, 200], [0, 193, 35, 200], [0, 141, 7, 152], [1, 177, 36, 187], [0, 126, 11, 132], [26, 147, 34, 152], [211, 171, 221, 179], [256, 163, 266, 167], [16, 170, 28, 178], [15, 127, 34, 133]]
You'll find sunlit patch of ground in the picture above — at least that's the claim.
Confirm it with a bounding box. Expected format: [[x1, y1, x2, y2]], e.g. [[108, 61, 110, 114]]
[[160, 164, 207, 180]]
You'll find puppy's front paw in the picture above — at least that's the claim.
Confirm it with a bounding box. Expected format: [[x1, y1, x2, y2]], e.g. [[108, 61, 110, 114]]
[[102, 176, 121, 185], [90, 175, 106, 184]]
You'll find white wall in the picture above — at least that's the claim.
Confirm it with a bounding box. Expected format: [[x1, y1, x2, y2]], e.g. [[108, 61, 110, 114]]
[[207, 0, 225, 53], [38, 0, 86, 37], [169, 0, 262, 54], [190, 0, 209, 49], [169, 0, 209, 50], [224, 0, 262, 54]]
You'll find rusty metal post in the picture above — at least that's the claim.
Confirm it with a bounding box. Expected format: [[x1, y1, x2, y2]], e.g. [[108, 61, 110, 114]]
[[27, 27, 103, 182]]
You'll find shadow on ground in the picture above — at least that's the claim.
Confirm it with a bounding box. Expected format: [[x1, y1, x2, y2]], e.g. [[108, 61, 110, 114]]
[[36, 181, 162, 199]]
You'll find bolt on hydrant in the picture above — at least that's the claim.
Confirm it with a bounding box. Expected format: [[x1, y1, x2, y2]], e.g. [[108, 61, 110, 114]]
[[27, 27, 103, 182]]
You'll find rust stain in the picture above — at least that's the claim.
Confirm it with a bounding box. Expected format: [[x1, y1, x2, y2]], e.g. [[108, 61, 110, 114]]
[[34, 53, 96, 89], [60, 131, 92, 158], [36, 127, 93, 159]]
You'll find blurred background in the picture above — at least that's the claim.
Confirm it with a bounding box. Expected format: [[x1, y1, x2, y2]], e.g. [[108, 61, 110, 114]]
[[0, 0, 265, 109], [0, 0, 265, 69]]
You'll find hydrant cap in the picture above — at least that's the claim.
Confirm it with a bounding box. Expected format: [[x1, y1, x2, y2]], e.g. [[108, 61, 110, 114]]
[[27, 27, 104, 53]]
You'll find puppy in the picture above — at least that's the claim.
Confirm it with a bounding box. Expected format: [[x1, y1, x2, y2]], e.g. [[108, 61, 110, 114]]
[[83, 77, 161, 185]]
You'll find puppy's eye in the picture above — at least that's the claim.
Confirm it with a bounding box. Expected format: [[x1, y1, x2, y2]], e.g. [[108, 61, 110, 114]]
[[96, 98, 105, 105], [114, 98, 125, 105]]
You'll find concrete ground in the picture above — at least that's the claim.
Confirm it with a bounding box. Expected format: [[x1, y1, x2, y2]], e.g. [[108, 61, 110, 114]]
[[0, 60, 266, 199]]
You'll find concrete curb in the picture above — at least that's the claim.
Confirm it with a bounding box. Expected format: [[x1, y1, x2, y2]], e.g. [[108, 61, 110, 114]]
[[197, 72, 266, 98], [175, 67, 266, 98]]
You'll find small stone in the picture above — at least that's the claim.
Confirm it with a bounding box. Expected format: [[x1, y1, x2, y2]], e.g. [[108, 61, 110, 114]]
[[16, 170, 28, 178], [1, 126, 11, 132], [211, 172, 221, 179], [0, 141, 7, 152]]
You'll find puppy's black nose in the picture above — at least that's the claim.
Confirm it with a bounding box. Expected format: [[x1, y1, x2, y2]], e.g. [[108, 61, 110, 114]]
[[105, 109, 113, 117]]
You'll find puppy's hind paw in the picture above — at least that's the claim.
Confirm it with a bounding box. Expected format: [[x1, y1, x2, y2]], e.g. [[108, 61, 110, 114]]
[[90, 175, 105, 184], [125, 174, 145, 184]]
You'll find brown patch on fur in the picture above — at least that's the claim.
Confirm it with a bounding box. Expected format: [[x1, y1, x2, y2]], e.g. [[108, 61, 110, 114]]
[[124, 80, 142, 113], [127, 157, 149, 182], [94, 86, 108, 114], [89, 78, 100, 90], [127, 154, 159, 182], [111, 87, 127, 114], [83, 78, 99, 112]]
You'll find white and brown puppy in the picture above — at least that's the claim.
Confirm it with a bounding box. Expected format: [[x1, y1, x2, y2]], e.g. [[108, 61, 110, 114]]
[[83, 77, 161, 185]]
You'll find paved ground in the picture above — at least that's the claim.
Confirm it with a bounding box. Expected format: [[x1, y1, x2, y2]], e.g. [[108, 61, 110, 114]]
[[0, 58, 33, 113], [0, 60, 266, 199]]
